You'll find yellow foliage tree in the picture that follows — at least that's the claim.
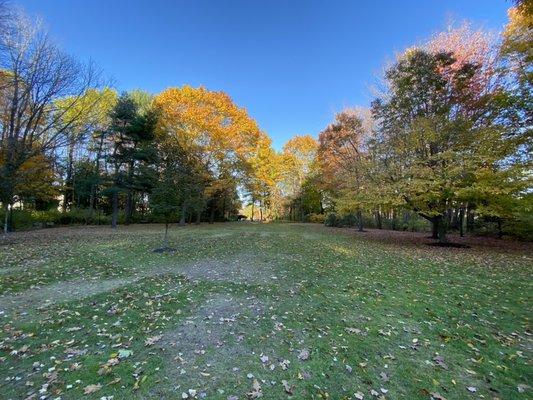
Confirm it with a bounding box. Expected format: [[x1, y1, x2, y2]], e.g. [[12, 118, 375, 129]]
[[154, 86, 271, 221], [154, 85, 263, 168]]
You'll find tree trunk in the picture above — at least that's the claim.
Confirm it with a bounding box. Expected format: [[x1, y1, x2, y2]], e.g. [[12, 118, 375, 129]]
[[431, 217, 439, 239], [111, 149, 120, 229], [356, 210, 364, 232], [125, 194, 132, 225], [466, 206, 475, 233], [451, 208, 460, 230], [459, 208, 465, 237], [63, 139, 75, 212], [391, 210, 397, 230], [179, 203, 187, 226], [497, 219, 503, 239], [209, 206, 215, 224], [436, 215, 448, 243], [251, 200, 254, 222], [90, 133, 105, 211], [3, 203, 9, 234], [125, 160, 135, 225], [260, 203, 263, 222], [403, 210, 409, 230], [111, 191, 118, 229], [195, 209, 201, 225], [375, 210, 382, 229], [89, 189, 96, 212]]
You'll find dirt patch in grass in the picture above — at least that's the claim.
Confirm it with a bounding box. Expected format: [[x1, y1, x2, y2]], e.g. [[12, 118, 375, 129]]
[[0, 252, 275, 321], [0, 276, 141, 319], [178, 252, 277, 284], [150, 292, 265, 396]]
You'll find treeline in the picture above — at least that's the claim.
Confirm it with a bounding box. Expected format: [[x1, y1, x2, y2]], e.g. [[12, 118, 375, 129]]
[[255, 3, 532, 242], [1, 1, 531, 243], [0, 3, 278, 233]]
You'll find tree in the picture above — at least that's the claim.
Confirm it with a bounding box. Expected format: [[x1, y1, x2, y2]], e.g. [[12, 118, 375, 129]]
[[150, 171, 180, 250], [371, 45, 524, 243], [501, 0, 532, 91], [246, 133, 282, 221], [154, 86, 265, 223], [500, 1, 532, 154], [318, 109, 373, 231], [71, 159, 99, 208], [0, 1, 12, 38], [0, 8, 100, 233], [9, 152, 58, 209], [106, 92, 157, 228], [280, 135, 318, 221], [55, 88, 117, 212]]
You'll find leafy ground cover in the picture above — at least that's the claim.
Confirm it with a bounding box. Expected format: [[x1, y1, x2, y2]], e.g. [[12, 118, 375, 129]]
[[0, 223, 531, 399]]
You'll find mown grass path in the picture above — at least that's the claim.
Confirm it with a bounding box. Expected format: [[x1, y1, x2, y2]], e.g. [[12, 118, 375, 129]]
[[0, 223, 531, 399]]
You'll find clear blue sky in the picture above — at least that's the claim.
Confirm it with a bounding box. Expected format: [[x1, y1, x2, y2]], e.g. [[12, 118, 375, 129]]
[[17, 0, 510, 149]]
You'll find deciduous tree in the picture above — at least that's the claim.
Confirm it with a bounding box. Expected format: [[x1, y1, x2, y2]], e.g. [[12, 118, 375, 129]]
[[0, 8, 100, 233]]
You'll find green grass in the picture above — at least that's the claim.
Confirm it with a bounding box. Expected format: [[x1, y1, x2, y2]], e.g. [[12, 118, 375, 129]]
[[0, 223, 531, 399]]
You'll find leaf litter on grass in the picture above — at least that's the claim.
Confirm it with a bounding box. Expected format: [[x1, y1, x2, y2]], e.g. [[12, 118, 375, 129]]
[[0, 223, 531, 399]]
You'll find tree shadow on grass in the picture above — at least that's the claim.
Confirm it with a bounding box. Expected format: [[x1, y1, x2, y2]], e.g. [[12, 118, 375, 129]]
[[153, 247, 177, 253], [426, 242, 471, 248]]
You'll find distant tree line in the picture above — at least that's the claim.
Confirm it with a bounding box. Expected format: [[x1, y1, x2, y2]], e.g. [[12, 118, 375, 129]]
[[0, 1, 531, 242], [295, 3, 531, 242], [264, 2, 532, 242], [0, 3, 273, 233]]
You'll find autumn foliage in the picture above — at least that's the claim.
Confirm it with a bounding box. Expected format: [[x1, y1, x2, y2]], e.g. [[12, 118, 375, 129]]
[[0, 2, 530, 241]]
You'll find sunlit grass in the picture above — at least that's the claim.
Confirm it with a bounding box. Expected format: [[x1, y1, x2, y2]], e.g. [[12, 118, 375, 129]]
[[0, 223, 531, 399]]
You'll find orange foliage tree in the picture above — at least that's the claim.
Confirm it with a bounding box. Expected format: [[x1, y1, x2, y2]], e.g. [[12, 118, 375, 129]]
[[154, 86, 269, 221]]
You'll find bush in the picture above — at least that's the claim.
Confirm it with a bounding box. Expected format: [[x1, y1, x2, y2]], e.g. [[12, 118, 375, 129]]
[[340, 213, 358, 227], [0, 208, 114, 231], [325, 213, 340, 227], [11, 210, 34, 230], [308, 213, 325, 223]]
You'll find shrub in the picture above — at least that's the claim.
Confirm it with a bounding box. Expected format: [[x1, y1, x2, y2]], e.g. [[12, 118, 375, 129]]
[[340, 213, 358, 227], [308, 213, 325, 223], [11, 210, 34, 230], [325, 213, 340, 227]]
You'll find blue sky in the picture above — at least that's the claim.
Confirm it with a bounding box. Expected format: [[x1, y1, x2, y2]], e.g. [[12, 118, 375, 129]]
[[17, 0, 510, 149]]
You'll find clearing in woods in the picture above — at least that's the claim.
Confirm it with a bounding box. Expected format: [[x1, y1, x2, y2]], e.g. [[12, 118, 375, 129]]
[[0, 223, 531, 399]]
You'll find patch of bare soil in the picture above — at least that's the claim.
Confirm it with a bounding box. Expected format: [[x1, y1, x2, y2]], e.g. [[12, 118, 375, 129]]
[[0, 276, 141, 320], [178, 253, 277, 284], [0, 252, 275, 321], [150, 293, 265, 397]]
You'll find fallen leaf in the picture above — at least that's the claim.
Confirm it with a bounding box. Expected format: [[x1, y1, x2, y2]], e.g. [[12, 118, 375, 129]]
[[282, 379, 294, 394], [433, 355, 448, 370], [298, 348, 309, 361], [247, 379, 262, 398], [145, 335, 162, 346], [345, 327, 361, 334], [83, 384, 102, 394]]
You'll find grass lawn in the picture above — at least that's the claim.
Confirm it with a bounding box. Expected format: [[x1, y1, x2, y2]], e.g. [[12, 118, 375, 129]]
[[0, 223, 531, 399]]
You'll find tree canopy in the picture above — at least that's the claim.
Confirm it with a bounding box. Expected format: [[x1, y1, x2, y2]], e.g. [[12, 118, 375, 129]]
[[0, 2, 530, 242]]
